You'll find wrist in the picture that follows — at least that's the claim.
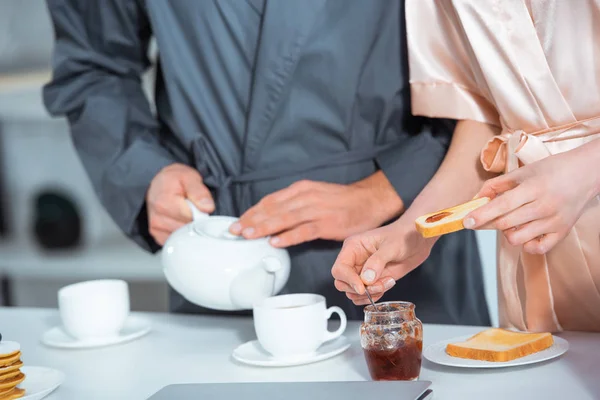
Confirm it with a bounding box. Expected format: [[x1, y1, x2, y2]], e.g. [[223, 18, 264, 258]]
[[574, 138, 600, 199], [389, 216, 440, 250], [353, 171, 405, 224]]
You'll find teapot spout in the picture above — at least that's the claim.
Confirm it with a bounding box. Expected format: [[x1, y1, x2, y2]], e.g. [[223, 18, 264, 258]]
[[229, 256, 286, 309]]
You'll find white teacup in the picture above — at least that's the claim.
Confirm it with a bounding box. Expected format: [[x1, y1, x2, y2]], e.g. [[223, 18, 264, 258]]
[[58, 279, 130, 340], [253, 293, 347, 359]]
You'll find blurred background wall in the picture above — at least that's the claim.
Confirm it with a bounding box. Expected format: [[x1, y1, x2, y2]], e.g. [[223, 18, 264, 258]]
[[0, 0, 498, 325], [0, 0, 168, 312]]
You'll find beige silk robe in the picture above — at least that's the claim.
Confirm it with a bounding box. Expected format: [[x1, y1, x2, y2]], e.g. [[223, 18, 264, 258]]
[[406, 0, 600, 332]]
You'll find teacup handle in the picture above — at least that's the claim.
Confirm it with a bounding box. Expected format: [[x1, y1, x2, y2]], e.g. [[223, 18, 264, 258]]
[[323, 306, 347, 343], [185, 199, 209, 221]]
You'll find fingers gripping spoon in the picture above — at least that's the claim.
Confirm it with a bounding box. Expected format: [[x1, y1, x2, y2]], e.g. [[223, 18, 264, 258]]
[[365, 289, 378, 310]]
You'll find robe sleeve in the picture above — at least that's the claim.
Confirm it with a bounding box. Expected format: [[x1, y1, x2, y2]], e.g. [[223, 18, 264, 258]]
[[405, 0, 500, 126], [43, 0, 179, 252], [376, 117, 454, 210]]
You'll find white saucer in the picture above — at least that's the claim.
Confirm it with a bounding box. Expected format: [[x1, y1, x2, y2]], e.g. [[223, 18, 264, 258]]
[[41, 316, 151, 349], [18, 366, 65, 400], [423, 334, 569, 369], [232, 336, 351, 367]]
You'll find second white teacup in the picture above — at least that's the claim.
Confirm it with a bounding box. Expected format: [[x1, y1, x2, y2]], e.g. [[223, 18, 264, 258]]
[[58, 279, 130, 341], [253, 293, 347, 359]]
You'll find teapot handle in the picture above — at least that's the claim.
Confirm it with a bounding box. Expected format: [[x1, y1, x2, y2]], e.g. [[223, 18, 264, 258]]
[[185, 199, 241, 239], [185, 199, 210, 221]]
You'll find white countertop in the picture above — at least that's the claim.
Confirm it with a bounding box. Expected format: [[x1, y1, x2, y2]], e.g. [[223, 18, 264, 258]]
[[1, 307, 598, 400]]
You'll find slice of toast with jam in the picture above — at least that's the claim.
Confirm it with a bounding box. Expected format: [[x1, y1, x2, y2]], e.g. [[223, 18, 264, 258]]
[[415, 197, 490, 238]]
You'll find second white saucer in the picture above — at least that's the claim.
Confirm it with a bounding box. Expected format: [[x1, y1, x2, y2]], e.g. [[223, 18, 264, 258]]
[[232, 336, 351, 367], [41, 315, 151, 349]]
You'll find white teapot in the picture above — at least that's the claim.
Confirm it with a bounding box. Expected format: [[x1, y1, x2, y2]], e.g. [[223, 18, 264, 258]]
[[161, 200, 291, 311]]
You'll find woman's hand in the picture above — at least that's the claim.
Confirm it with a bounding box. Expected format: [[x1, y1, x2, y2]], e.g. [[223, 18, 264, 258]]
[[464, 139, 600, 254], [331, 219, 437, 305]]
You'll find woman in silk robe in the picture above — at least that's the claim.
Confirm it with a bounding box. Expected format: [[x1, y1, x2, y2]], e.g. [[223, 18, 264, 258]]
[[332, 0, 600, 333]]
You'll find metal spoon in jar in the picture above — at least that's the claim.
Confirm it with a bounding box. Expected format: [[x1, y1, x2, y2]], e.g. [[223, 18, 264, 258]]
[[365, 288, 381, 312]]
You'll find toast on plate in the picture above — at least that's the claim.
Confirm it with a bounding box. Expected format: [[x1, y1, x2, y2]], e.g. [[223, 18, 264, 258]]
[[445, 328, 554, 362], [415, 197, 490, 238]]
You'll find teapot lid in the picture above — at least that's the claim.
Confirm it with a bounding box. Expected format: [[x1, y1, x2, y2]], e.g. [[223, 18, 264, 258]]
[[192, 216, 244, 241]]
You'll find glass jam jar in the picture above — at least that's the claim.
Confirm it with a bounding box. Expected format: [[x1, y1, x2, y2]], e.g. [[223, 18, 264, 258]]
[[360, 301, 423, 381]]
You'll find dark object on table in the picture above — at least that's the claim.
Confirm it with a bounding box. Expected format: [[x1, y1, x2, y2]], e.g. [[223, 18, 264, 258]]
[[147, 381, 433, 400], [32, 190, 82, 250]]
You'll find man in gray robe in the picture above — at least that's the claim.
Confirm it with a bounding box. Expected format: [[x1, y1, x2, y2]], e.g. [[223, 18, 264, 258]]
[[42, 0, 490, 325]]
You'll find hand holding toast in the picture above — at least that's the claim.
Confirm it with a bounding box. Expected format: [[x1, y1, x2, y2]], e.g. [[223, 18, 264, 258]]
[[462, 142, 600, 254]]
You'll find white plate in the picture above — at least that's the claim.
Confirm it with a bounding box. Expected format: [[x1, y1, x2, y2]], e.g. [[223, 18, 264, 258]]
[[232, 336, 351, 367], [423, 334, 569, 368], [18, 366, 65, 400], [41, 316, 151, 349]]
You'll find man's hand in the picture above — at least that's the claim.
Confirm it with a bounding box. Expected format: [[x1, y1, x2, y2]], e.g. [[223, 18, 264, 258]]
[[146, 163, 215, 245], [229, 171, 404, 247]]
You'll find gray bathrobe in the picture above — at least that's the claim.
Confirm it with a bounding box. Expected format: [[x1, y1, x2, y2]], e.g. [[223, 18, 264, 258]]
[[43, 0, 490, 325]]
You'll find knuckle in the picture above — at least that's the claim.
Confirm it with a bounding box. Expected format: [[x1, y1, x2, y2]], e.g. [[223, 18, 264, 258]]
[[290, 228, 303, 243], [153, 200, 172, 215], [341, 237, 353, 250], [499, 197, 514, 213], [543, 199, 559, 215], [258, 194, 274, 208], [185, 167, 202, 180], [367, 254, 384, 269], [245, 211, 263, 225], [348, 236, 364, 250], [331, 265, 341, 278], [346, 292, 361, 301], [148, 218, 160, 231], [147, 211, 160, 226], [291, 180, 312, 190], [526, 241, 544, 255], [149, 228, 161, 241], [306, 223, 320, 238], [164, 163, 187, 176], [482, 181, 495, 194], [504, 230, 522, 247], [279, 213, 295, 227], [261, 218, 281, 234], [495, 216, 512, 231]]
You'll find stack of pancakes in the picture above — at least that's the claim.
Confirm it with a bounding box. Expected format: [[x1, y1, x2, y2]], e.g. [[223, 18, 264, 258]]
[[0, 342, 25, 400]]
